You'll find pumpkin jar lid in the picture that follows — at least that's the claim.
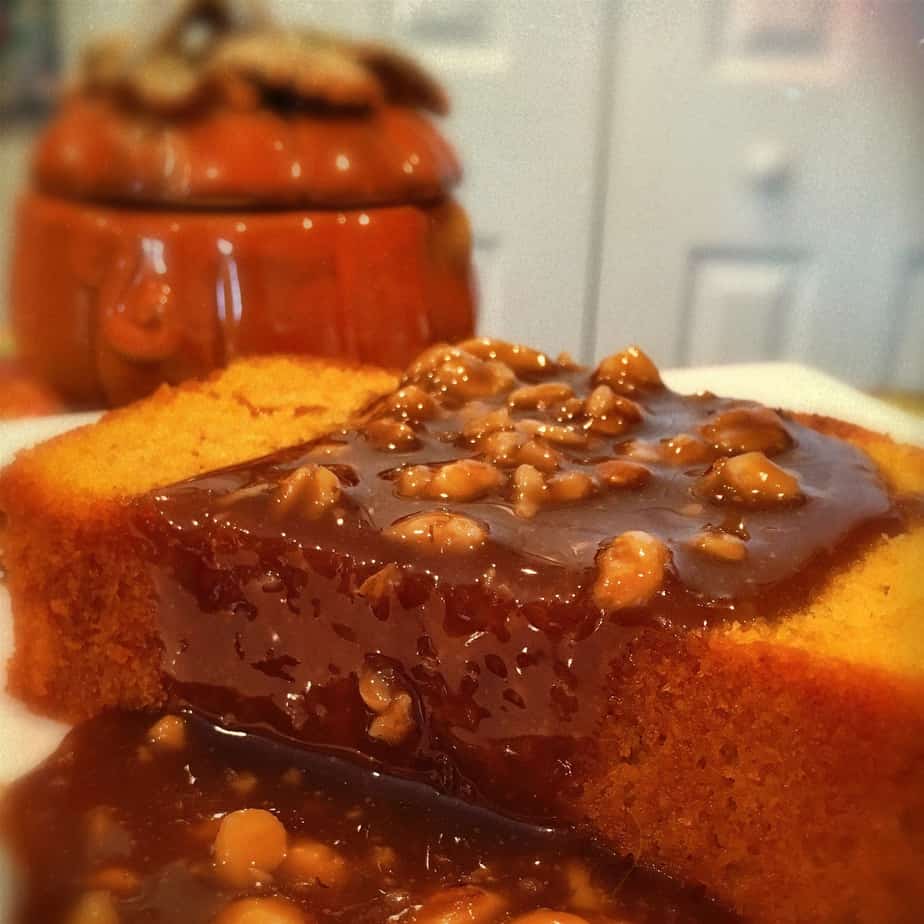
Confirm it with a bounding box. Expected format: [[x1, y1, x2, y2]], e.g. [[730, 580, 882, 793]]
[[34, 0, 461, 208]]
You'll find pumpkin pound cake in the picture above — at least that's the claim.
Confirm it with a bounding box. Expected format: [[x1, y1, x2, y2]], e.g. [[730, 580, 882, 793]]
[[0, 355, 398, 715], [3, 340, 923, 924]]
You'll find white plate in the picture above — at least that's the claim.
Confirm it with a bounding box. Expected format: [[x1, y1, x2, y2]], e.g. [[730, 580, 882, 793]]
[[0, 366, 921, 913]]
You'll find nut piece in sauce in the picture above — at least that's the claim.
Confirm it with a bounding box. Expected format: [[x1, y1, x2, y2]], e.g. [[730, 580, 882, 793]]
[[517, 438, 562, 473], [66, 890, 119, 924], [358, 663, 403, 714], [700, 405, 791, 456], [146, 714, 186, 751], [368, 692, 416, 745], [697, 452, 803, 506], [547, 471, 596, 503], [411, 885, 508, 924], [359, 663, 417, 745], [281, 839, 350, 888], [214, 897, 310, 924], [479, 429, 526, 467], [659, 433, 712, 466], [508, 382, 574, 410], [387, 385, 440, 422], [87, 867, 141, 896], [462, 405, 514, 439], [690, 530, 748, 562], [405, 343, 467, 380], [593, 345, 662, 394], [274, 464, 341, 519], [397, 459, 503, 502], [509, 912, 591, 924], [593, 531, 670, 611], [430, 355, 517, 402], [457, 336, 552, 374], [357, 563, 402, 600], [212, 808, 288, 888], [595, 459, 650, 489], [517, 419, 587, 447], [384, 511, 488, 553], [512, 463, 547, 519], [584, 385, 642, 435], [366, 417, 419, 452]]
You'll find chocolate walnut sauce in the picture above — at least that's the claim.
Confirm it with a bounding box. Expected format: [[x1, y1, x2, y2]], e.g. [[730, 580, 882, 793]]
[[127, 340, 900, 822], [2, 711, 738, 923]]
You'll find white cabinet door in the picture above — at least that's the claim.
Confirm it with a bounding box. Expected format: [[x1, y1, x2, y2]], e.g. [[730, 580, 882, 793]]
[[274, 0, 611, 359], [594, 0, 924, 388]]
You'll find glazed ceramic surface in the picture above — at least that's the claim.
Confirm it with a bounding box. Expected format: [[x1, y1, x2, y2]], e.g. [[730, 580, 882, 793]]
[[13, 193, 474, 406]]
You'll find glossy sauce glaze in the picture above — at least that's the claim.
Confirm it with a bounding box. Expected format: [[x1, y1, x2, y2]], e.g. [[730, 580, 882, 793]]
[[1, 711, 738, 924], [131, 341, 903, 821]]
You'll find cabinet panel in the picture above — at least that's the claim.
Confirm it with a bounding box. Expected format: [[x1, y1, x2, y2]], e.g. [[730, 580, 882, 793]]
[[683, 252, 805, 366], [889, 257, 924, 390]]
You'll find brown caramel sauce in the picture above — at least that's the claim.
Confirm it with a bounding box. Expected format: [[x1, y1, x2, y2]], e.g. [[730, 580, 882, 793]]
[[129, 346, 901, 822], [1, 711, 738, 924]]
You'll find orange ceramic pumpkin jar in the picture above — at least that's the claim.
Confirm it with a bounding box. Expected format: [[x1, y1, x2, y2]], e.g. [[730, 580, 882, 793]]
[[11, 2, 475, 407]]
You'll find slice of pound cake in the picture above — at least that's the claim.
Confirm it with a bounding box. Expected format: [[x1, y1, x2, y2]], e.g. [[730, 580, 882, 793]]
[[2, 340, 921, 924], [0, 355, 398, 715]]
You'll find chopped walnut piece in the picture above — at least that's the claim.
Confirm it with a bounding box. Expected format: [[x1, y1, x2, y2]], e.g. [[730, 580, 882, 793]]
[[512, 464, 546, 519], [660, 433, 712, 466], [457, 337, 551, 374], [620, 440, 662, 463], [274, 464, 341, 518], [690, 530, 748, 562], [508, 382, 574, 410], [510, 911, 591, 924], [593, 531, 670, 610], [462, 405, 513, 439], [87, 866, 141, 896], [700, 405, 792, 456], [593, 345, 662, 394], [397, 460, 502, 502], [427, 356, 516, 402], [147, 715, 186, 751], [281, 838, 350, 888], [547, 471, 596, 503], [555, 396, 585, 422], [358, 663, 401, 713], [357, 563, 402, 600], [366, 417, 419, 451], [368, 692, 416, 745], [697, 452, 803, 506], [359, 663, 416, 744], [395, 465, 434, 498], [584, 385, 642, 435], [479, 429, 526, 466], [386, 385, 439, 422], [405, 344, 466, 380], [596, 459, 651, 489], [517, 438, 562, 473], [66, 891, 120, 924], [517, 419, 587, 447], [212, 809, 288, 889], [384, 511, 487, 552], [429, 459, 503, 501], [413, 885, 508, 924]]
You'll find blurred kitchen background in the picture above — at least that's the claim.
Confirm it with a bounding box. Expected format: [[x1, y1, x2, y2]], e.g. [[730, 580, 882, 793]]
[[1, 0, 922, 389]]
